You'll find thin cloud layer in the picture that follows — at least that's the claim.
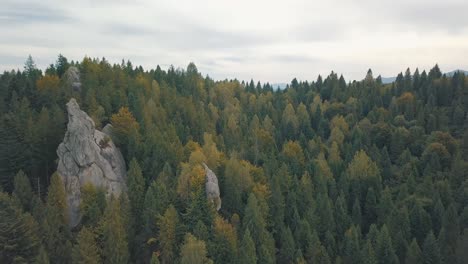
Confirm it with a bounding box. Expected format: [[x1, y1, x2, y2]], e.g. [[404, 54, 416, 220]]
[[1, 0, 467, 82]]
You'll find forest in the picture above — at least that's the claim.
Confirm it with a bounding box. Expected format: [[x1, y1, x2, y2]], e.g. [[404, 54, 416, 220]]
[[0, 55, 467, 264]]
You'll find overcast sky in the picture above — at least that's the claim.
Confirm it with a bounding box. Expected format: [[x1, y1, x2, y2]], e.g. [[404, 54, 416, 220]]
[[1, 0, 468, 83]]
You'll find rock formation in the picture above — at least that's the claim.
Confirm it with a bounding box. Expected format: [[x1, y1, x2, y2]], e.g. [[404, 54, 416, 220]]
[[203, 163, 221, 211], [64, 66, 81, 92], [57, 98, 126, 227]]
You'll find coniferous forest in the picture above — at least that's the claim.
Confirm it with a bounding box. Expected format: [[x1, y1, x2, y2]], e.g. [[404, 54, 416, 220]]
[[1, 55, 467, 264]]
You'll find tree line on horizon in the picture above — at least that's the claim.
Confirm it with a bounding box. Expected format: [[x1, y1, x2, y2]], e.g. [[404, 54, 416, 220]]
[[0, 55, 467, 263]]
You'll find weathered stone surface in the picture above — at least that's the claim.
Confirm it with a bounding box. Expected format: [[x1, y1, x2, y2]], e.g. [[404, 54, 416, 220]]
[[57, 98, 126, 227], [102, 123, 114, 137], [64, 66, 81, 92], [203, 163, 221, 211]]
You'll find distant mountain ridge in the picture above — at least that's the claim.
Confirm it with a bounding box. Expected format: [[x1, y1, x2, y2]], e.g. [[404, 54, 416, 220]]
[[381, 69, 468, 84], [271, 83, 288, 90]]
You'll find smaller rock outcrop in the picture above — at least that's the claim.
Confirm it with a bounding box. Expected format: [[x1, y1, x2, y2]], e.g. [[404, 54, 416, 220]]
[[203, 163, 221, 211], [57, 98, 126, 227], [64, 66, 81, 92]]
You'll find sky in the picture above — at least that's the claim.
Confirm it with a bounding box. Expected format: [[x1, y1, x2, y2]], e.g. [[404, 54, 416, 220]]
[[1, 0, 468, 83]]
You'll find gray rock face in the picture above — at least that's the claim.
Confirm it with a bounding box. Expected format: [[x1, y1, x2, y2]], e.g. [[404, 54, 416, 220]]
[[203, 163, 221, 211], [57, 98, 126, 227], [64, 66, 81, 92]]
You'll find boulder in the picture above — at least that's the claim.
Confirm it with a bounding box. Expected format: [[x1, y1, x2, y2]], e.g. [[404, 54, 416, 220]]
[[203, 163, 221, 211], [57, 98, 126, 227]]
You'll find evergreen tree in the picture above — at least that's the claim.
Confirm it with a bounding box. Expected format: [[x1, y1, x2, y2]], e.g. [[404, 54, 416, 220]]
[[72, 227, 100, 264], [127, 158, 145, 230], [12, 170, 33, 211], [342, 225, 361, 264], [422, 231, 440, 264], [361, 239, 377, 264], [211, 216, 238, 264], [240, 229, 257, 264], [375, 225, 398, 264], [44, 173, 72, 263], [438, 203, 459, 263], [0, 192, 40, 263], [243, 193, 276, 263], [102, 197, 129, 264], [279, 226, 296, 263], [180, 233, 213, 264], [158, 205, 179, 264], [364, 187, 377, 230], [406, 239, 423, 264], [142, 179, 168, 235], [352, 197, 362, 227], [410, 203, 432, 244], [150, 253, 160, 264]]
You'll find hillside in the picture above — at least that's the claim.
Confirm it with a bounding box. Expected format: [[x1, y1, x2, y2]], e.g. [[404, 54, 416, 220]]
[[0, 56, 467, 264]]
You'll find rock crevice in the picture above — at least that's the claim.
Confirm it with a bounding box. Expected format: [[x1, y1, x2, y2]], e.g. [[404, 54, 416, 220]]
[[57, 98, 126, 227]]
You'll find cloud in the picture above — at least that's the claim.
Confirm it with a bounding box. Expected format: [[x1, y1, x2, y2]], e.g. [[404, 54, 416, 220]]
[[0, 0, 467, 82], [0, 1, 71, 24]]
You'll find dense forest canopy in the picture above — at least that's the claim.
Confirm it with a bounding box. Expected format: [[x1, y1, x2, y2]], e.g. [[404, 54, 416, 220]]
[[0, 55, 467, 264]]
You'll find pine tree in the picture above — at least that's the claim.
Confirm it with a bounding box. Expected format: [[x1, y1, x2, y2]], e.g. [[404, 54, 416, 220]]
[[342, 225, 361, 264], [410, 203, 432, 244], [0, 192, 40, 263], [35, 246, 50, 264], [335, 194, 351, 237], [305, 233, 332, 264], [364, 187, 377, 231], [243, 193, 276, 263], [180, 233, 213, 264], [44, 172, 72, 263], [80, 183, 106, 227], [361, 239, 377, 264], [279, 226, 296, 263], [0, 114, 28, 192], [422, 231, 440, 264], [375, 225, 398, 264], [12, 170, 33, 211], [102, 197, 129, 264], [352, 198, 362, 227], [406, 239, 423, 264], [438, 203, 459, 263], [142, 180, 168, 235], [240, 229, 257, 264], [127, 158, 145, 230], [150, 253, 160, 264], [158, 205, 179, 264], [72, 227, 100, 264], [211, 216, 238, 264]]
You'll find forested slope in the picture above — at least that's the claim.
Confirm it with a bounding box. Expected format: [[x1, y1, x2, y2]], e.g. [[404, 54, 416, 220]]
[[0, 55, 467, 264]]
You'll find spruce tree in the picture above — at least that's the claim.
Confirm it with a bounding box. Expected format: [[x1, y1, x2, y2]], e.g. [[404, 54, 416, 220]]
[[0, 192, 40, 263], [406, 239, 423, 264], [422, 231, 440, 264], [102, 197, 129, 264], [375, 225, 398, 264], [12, 170, 33, 211], [44, 173, 72, 263], [279, 226, 296, 263], [180, 233, 212, 264], [158, 205, 179, 264], [72, 227, 100, 264], [438, 203, 459, 263], [127, 158, 145, 229], [240, 229, 257, 264]]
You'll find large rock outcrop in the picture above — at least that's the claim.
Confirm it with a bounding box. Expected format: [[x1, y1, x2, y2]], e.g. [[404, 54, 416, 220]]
[[57, 98, 126, 227], [203, 163, 221, 211]]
